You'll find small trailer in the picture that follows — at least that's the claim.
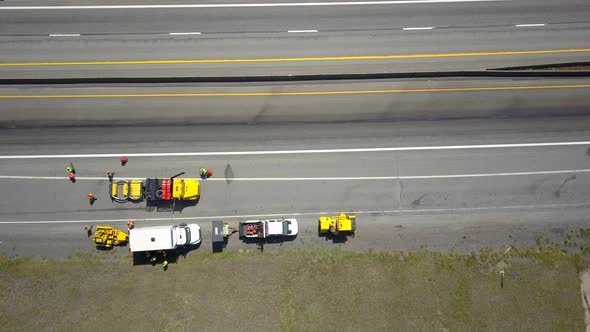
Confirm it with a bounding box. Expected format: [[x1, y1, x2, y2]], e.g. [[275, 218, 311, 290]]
[[212, 220, 237, 253]]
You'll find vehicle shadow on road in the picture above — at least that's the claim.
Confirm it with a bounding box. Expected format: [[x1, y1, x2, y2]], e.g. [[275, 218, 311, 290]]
[[241, 235, 298, 252], [132, 243, 201, 266], [318, 232, 351, 244], [145, 199, 199, 213]]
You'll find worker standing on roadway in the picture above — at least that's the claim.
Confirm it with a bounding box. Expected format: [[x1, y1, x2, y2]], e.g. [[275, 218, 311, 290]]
[[67, 162, 76, 182], [127, 221, 135, 234], [87, 193, 95, 204], [66, 162, 75, 175], [120, 156, 128, 166], [107, 170, 115, 182], [163, 260, 168, 271], [84, 225, 93, 237], [200, 168, 213, 179]]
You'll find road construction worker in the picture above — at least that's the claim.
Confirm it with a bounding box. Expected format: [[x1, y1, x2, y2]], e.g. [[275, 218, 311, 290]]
[[200, 168, 207, 179], [106, 170, 114, 182], [87, 193, 95, 203], [163, 260, 169, 270], [69, 173, 76, 182], [66, 162, 75, 174], [84, 225, 93, 237], [206, 168, 213, 178], [120, 156, 128, 166], [150, 255, 157, 263], [127, 220, 135, 231]]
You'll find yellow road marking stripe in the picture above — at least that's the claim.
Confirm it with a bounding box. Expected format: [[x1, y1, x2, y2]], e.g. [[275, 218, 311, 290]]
[[1, 48, 590, 66], [1, 84, 590, 99]]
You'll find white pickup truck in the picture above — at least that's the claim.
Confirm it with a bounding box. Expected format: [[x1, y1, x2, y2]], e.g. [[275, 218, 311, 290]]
[[239, 219, 298, 239], [129, 223, 201, 252]]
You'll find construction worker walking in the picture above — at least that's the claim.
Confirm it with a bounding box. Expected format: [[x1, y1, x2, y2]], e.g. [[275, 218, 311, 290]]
[[106, 170, 115, 182], [67, 162, 76, 182], [66, 162, 75, 175], [163, 259, 169, 270], [87, 193, 95, 205], [84, 225, 93, 237], [120, 156, 128, 166], [127, 220, 135, 231]]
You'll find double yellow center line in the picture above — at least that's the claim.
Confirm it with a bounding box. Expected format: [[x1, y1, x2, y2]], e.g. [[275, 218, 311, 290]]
[[0, 48, 589, 66], [1, 84, 590, 99]]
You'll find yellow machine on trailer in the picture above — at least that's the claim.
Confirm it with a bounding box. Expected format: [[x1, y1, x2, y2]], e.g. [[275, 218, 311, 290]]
[[92, 225, 129, 248], [319, 213, 356, 238]]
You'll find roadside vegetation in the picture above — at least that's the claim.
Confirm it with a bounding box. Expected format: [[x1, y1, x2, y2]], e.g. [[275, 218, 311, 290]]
[[0, 240, 588, 331]]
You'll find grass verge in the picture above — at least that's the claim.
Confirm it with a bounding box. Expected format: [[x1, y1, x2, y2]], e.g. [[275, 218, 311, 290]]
[[0, 248, 585, 331]]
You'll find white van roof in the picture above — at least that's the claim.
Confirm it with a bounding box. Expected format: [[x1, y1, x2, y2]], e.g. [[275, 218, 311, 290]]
[[129, 226, 174, 252]]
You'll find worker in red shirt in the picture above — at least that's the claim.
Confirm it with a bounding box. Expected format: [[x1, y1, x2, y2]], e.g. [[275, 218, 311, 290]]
[[120, 156, 128, 166], [69, 172, 76, 182]]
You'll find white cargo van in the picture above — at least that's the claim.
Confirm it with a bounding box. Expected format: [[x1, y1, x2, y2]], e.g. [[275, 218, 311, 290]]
[[129, 223, 201, 252]]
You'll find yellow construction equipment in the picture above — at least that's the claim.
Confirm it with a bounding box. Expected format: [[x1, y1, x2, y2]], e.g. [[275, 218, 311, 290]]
[[92, 225, 129, 248], [318, 213, 356, 237]]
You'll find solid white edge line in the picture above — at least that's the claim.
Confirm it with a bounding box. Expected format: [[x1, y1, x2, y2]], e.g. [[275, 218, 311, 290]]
[[0, 0, 504, 10], [515, 23, 546, 27], [48, 34, 81, 37], [287, 30, 319, 33], [0, 169, 588, 181], [2, 203, 589, 224], [0, 141, 588, 159], [169, 32, 202, 35], [403, 27, 435, 30]]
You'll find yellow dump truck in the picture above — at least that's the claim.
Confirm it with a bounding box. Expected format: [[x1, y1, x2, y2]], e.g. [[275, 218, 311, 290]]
[[319, 213, 356, 237], [92, 225, 129, 248]]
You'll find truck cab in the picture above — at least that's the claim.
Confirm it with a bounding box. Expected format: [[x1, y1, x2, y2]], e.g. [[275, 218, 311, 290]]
[[172, 178, 200, 200]]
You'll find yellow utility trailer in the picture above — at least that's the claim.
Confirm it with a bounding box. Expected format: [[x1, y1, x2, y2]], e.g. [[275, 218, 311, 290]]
[[92, 225, 129, 248], [319, 213, 356, 237]]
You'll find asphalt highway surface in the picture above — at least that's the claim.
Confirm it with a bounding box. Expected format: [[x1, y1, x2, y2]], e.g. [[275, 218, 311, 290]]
[[0, 0, 589, 78], [1, 81, 590, 256], [1, 1, 589, 257]]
